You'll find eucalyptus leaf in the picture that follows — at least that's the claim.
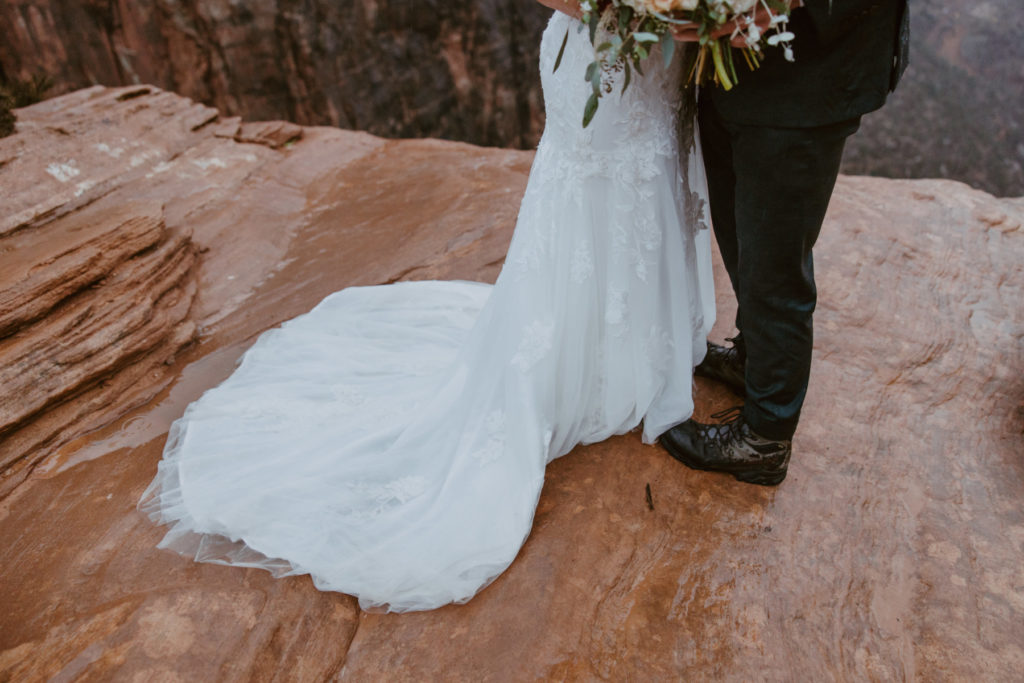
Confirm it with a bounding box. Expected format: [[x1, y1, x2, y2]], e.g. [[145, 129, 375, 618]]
[[589, 63, 602, 94], [589, 11, 599, 44], [583, 92, 600, 128], [660, 30, 675, 69], [649, 9, 695, 25], [553, 28, 569, 73], [619, 5, 632, 31], [633, 32, 660, 44]]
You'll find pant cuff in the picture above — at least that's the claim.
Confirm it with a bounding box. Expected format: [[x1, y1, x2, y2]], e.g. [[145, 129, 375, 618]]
[[742, 405, 798, 442]]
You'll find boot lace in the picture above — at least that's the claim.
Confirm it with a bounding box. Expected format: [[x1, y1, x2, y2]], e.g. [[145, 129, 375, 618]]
[[701, 406, 744, 448]]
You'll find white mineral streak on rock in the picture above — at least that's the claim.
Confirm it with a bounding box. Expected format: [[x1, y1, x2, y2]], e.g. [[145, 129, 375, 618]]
[[192, 157, 228, 170], [130, 150, 159, 168], [46, 160, 80, 182], [95, 142, 125, 158], [145, 161, 174, 179]]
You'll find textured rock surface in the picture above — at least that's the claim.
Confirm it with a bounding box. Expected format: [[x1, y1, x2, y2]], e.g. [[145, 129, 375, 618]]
[[1, 88, 1023, 680], [0, 85, 232, 495], [0, 199, 198, 497]]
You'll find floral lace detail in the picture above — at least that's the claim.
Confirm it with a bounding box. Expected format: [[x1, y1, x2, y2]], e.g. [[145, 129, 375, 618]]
[[332, 385, 367, 409], [338, 475, 431, 521], [460, 411, 506, 466], [511, 319, 555, 372], [392, 360, 446, 377], [234, 386, 365, 426], [506, 208, 555, 280], [579, 345, 607, 438], [570, 244, 595, 284], [643, 325, 675, 375], [605, 288, 628, 335]]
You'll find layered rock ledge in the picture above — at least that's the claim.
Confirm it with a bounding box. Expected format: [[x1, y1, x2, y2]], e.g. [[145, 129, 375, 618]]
[[0, 87, 1022, 681]]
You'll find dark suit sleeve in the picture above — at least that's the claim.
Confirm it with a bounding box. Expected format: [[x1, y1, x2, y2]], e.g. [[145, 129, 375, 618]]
[[801, 0, 889, 45]]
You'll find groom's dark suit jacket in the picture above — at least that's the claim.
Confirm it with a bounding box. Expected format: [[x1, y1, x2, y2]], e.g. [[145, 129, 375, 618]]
[[708, 0, 910, 127]]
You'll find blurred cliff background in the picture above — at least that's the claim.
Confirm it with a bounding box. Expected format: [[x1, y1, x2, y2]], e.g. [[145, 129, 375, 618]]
[[1, 0, 1021, 196]]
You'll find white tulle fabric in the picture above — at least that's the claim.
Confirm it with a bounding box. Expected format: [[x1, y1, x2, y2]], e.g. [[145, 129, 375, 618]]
[[140, 13, 715, 612]]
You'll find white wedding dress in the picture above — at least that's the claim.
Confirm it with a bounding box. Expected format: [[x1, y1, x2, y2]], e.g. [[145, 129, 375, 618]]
[[141, 12, 715, 612]]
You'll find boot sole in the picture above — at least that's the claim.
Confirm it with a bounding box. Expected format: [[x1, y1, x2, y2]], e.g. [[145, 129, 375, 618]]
[[734, 469, 787, 486], [663, 442, 787, 487]]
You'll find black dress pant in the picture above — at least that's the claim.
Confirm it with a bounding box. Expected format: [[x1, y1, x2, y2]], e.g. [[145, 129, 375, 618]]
[[697, 95, 861, 441]]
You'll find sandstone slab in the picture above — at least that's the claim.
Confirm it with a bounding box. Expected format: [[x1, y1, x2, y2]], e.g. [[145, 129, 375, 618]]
[[1, 88, 1022, 681]]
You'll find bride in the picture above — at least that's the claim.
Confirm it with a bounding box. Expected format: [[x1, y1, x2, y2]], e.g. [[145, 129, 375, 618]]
[[140, 2, 715, 612]]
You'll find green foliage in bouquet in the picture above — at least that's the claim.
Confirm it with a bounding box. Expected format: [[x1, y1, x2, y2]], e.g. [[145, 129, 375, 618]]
[[555, 0, 793, 128], [553, 2, 675, 127], [661, 0, 792, 91]]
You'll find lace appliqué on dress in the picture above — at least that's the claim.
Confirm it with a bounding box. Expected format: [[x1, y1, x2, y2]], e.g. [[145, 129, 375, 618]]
[[339, 475, 431, 521], [460, 411, 507, 466], [570, 244, 595, 284], [511, 319, 555, 372]]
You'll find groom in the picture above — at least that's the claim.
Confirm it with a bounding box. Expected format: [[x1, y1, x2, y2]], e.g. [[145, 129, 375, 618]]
[[661, 0, 910, 485]]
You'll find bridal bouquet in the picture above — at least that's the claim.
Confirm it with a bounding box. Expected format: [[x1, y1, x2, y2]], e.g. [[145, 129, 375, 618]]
[[555, 0, 795, 126]]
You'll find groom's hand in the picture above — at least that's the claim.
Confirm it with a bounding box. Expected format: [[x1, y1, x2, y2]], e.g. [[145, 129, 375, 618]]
[[709, 0, 802, 47], [670, 21, 701, 42], [713, 6, 775, 47], [536, 0, 582, 19]]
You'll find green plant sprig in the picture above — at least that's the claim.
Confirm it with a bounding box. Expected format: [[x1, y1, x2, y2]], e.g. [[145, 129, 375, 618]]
[[555, 0, 792, 127]]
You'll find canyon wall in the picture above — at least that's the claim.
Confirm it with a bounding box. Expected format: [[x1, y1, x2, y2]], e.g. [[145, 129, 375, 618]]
[[2, 0, 1022, 195], [841, 0, 1024, 198], [0, 0, 549, 149]]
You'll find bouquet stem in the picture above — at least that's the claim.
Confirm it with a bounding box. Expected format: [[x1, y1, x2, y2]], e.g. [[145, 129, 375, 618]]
[[710, 39, 734, 91]]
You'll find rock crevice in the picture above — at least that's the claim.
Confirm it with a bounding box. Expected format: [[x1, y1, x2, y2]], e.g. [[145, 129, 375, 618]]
[[0, 198, 199, 498]]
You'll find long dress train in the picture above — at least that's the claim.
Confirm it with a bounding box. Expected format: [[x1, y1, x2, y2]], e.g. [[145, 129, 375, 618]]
[[140, 12, 715, 612]]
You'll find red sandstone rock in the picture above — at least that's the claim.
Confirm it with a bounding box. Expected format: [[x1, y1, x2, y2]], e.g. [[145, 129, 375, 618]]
[[233, 121, 303, 149], [0, 88, 1022, 680], [0, 86, 231, 499]]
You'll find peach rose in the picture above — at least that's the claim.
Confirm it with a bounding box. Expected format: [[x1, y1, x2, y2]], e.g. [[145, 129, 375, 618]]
[[645, 0, 699, 13]]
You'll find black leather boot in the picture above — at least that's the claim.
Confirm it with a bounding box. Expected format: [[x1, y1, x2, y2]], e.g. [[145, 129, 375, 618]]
[[659, 407, 791, 486], [694, 337, 745, 396]]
